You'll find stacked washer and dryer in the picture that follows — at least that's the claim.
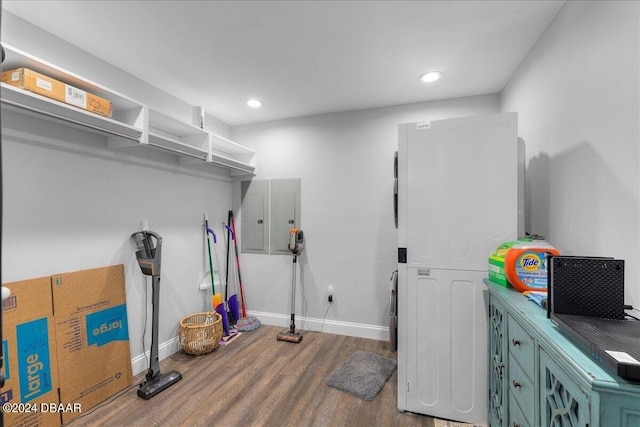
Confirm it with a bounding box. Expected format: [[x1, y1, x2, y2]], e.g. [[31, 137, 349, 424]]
[[392, 112, 524, 424]]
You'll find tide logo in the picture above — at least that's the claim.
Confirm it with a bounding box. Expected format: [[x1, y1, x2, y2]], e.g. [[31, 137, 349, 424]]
[[519, 253, 541, 271]]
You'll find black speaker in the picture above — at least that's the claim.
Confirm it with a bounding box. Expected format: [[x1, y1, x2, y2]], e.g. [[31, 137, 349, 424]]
[[548, 255, 625, 320]]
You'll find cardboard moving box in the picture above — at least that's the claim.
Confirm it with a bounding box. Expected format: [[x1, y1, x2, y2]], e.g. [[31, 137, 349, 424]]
[[1, 276, 62, 427], [1, 265, 133, 426], [1, 67, 113, 118], [52, 265, 132, 424]]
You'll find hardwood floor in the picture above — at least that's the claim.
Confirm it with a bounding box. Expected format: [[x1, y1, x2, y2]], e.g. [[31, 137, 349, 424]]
[[68, 325, 437, 426]]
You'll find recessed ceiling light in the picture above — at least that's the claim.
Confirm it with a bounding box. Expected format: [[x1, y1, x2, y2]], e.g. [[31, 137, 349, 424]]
[[247, 99, 263, 108], [419, 71, 443, 83]]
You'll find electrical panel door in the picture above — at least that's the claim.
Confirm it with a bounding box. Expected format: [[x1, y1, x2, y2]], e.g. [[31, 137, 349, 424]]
[[271, 191, 295, 252], [241, 180, 268, 254], [270, 179, 301, 254]]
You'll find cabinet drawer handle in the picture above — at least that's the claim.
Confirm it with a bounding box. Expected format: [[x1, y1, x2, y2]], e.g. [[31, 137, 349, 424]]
[[511, 338, 521, 346], [512, 380, 521, 388]]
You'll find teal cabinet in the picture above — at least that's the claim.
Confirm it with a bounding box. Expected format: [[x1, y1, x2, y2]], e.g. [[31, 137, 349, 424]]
[[487, 281, 640, 427], [539, 347, 590, 426]]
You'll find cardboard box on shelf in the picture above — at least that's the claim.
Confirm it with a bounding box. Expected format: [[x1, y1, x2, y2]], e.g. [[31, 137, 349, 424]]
[[1, 276, 62, 427], [1, 67, 112, 117], [51, 264, 132, 424]]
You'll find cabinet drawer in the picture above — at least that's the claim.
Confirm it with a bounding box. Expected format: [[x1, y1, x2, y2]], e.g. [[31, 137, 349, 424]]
[[508, 392, 532, 427], [507, 314, 534, 380], [508, 354, 534, 425]]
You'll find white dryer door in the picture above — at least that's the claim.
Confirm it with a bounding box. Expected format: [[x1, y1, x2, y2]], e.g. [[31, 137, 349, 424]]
[[401, 267, 488, 424]]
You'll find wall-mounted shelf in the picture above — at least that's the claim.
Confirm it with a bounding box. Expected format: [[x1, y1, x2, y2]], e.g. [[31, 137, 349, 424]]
[[1, 45, 145, 146], [147, 109, 209, 163], [0, 43, 256, 178], [1, 83, 143, 143], [210, 133, 256, 175]]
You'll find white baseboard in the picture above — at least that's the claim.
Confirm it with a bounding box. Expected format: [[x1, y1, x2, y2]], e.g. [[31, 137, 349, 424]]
[[130, 312, 390, 375], [239, 310, 390, 341], [131, 336, 182, 376]]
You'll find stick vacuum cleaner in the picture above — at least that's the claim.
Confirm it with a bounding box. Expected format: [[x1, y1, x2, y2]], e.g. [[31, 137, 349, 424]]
[[277, 229, 304, 343], [131, 230, 182, 399]]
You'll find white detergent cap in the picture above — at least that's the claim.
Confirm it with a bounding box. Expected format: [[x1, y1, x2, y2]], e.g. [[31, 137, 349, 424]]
[[512, 240, 556, 249]]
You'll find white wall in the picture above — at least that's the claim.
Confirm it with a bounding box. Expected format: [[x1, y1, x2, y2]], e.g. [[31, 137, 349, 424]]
[[1, 12, 234, 374], [500, 1, 640, 305], [231, 95, 500, 338]]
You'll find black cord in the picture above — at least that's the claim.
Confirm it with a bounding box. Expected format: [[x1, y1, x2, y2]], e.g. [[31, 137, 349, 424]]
[[62, 383, 139, 425], [299, 260, 332, 333], [624, 305, 640, 321], [142, 276, 149, 367], [320, 304, 331, 332]]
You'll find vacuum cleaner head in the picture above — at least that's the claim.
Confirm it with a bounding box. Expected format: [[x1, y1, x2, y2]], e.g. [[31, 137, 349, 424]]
[[137, 371, 183, 400], [277, 331, 303, 343]]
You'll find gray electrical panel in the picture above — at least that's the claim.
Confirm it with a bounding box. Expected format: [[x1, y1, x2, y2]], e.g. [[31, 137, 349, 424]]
[[240, 178, 301, 255]]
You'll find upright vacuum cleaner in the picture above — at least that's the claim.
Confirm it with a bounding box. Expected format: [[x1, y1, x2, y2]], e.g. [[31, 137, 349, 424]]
[[131, 230, 182, 399], [277, 229, 304, 343]]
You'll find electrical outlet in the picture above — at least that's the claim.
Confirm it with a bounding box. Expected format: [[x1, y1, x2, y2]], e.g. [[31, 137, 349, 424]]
[[328, 285, 334, 303]]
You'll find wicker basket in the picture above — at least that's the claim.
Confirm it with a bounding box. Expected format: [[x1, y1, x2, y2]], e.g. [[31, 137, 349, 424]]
[[179, 312, 222, 356]]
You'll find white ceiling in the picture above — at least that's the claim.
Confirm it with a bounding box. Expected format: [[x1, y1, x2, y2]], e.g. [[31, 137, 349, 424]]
[[2, 0, 564, 126]]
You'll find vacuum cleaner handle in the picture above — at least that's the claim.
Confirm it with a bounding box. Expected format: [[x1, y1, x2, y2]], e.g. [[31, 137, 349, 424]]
[[131, 231, 162, 276], [288, 229, 304, 255]]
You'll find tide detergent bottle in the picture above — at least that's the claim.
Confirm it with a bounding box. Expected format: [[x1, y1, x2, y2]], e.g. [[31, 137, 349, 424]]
[[504, 239, 560, 292]]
